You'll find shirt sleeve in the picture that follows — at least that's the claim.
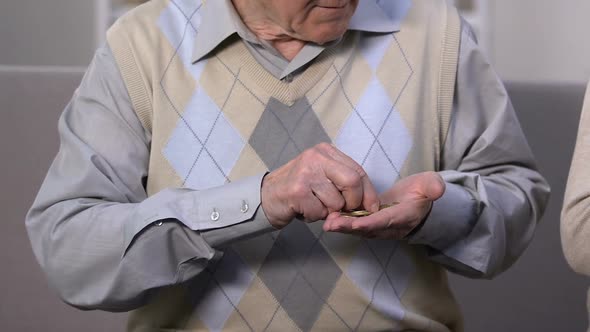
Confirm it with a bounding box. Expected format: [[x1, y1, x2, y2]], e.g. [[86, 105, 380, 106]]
[[561, 82, 590, 276], [407, 24, 551, 278], [25, 46, 275, 312]]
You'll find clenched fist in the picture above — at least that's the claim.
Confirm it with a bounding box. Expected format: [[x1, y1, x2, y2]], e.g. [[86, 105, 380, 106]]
[[261, 143, 380, 229]]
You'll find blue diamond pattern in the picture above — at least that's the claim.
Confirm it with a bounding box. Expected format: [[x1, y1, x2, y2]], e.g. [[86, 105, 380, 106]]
[[183, 153, 229, 189], [158, 1, 207, 81], [336, 111, 374, 164], [163, 87, 245, 189], [386, 245, 415, 301], [335, 81, 411, 192], [370, 273, 406, 322], [347, 240, 412, 322], [376, 110, 412, 166], [363, 140, 405, 193], [195, 283, 235, 332], [194, 249, 256, 331], [347, 241, 397, 299], [163, 118, 203, 180], [355, 77, 394, 133], [359, 34, 392, 72]]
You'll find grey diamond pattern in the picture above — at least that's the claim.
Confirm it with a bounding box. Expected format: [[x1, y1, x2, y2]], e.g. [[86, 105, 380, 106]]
[[259, 222, 344, 331], [249, 97, 331, 170], [300, 241, 343, 301], [281, 274, 326, 332]]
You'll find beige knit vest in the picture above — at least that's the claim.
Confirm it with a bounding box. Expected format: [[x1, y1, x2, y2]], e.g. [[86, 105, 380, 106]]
[[108, 0, 463, 331]]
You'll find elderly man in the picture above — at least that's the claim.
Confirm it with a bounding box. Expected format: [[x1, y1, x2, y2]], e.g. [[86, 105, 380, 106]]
[[26, 0, 549, 331]]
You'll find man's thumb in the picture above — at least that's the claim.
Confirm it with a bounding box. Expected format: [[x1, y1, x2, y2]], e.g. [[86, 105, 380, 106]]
[[422, 171, 445, 201]]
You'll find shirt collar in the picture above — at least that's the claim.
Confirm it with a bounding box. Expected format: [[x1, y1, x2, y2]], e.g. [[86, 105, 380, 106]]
[[348, 0, 401, 33], [192, 0, 402, 64]]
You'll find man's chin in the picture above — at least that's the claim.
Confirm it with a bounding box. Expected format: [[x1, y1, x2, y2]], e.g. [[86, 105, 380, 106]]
[[305, 29, 347, 45]]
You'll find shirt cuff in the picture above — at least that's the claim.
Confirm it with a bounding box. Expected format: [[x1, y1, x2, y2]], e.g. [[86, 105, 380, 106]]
[[201, 206, 276, 248], [189, 173, 266, 231], [407, 182, 477, 250], [123, 173, 268, 252]]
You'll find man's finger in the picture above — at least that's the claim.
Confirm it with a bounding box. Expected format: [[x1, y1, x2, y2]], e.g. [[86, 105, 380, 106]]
[[320, 145, 380, 212], [382, 171, 445, 203], [324, 204, 413, 235], [322, 160, 364, 210], [310, 179, 346, 213], [299, 194, 329, 222]]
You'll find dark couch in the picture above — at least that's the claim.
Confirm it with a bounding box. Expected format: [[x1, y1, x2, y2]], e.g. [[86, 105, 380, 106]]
[[1, 68, 587, 331]]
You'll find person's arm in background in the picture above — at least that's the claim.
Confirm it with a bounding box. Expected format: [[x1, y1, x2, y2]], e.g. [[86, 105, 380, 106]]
[[561, 81, 590, 275], [325, 22, 551, 278]]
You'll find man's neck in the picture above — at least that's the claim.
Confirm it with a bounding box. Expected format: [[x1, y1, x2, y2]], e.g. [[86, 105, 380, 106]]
[[231, 0, 305, 61]]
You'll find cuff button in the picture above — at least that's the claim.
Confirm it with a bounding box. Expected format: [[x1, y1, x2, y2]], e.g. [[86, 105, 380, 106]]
[[240, 200, 249, 213], [211, 209, 220, 222]]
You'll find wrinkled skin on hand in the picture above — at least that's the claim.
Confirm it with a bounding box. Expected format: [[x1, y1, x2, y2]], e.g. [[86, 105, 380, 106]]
[[323, 171, 445, 239], [261, 143, 380, 229]]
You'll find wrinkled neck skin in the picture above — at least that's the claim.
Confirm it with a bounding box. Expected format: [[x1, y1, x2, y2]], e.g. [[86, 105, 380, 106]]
[[231, 0, 308, 61]]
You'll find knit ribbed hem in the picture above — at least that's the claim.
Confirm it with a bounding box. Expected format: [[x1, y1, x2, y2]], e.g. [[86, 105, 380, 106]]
[[436, 4, 461, 169], [107, 20, 154, 133]]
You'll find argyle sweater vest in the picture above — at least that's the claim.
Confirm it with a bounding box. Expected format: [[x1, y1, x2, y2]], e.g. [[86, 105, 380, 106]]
[[108, 0, 463, 331]]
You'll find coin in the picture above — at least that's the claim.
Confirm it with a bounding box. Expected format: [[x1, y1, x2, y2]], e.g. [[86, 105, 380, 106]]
[[340, 202, 398, 217]]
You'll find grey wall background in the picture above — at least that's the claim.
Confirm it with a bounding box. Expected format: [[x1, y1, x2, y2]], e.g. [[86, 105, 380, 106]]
[[492, 0, 590, 84], [449, 83, 589, 331], [1, 1, 589, 331], [0, 0, 95, 67], [2, 0, 589, 83], [0, 68, 127, 331]]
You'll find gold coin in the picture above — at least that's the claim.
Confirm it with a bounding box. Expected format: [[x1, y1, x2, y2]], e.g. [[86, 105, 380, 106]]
[[340, 202, 398, 218]]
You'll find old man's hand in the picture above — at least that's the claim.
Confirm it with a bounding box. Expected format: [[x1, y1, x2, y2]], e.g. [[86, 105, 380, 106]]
[[323, 171, 445, 239], [261, 143, 380, 229]]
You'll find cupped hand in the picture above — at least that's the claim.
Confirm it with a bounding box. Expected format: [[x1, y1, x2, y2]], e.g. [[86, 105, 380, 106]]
[[323, 171, 445, 239]]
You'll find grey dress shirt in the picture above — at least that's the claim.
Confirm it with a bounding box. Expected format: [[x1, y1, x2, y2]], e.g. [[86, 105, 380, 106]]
[[26, 0, 550, 311]]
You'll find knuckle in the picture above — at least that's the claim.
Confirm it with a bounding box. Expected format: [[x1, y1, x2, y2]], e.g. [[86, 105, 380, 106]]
[[332, 198, 346, 212], [352, 164, 368, 178], [316, 142, 333, 152], [317, 142, 339, 159], [301, 148, 327, 165], [295, 166, 313, 180], [344, 171, 362, 187], [306, 208, 328, 223], [289, 182, 308, 200], [351, 222, 368, 232], [386, 218, 400, 229], [331, 223, 344, 232], [301, 148, 316, 159]]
